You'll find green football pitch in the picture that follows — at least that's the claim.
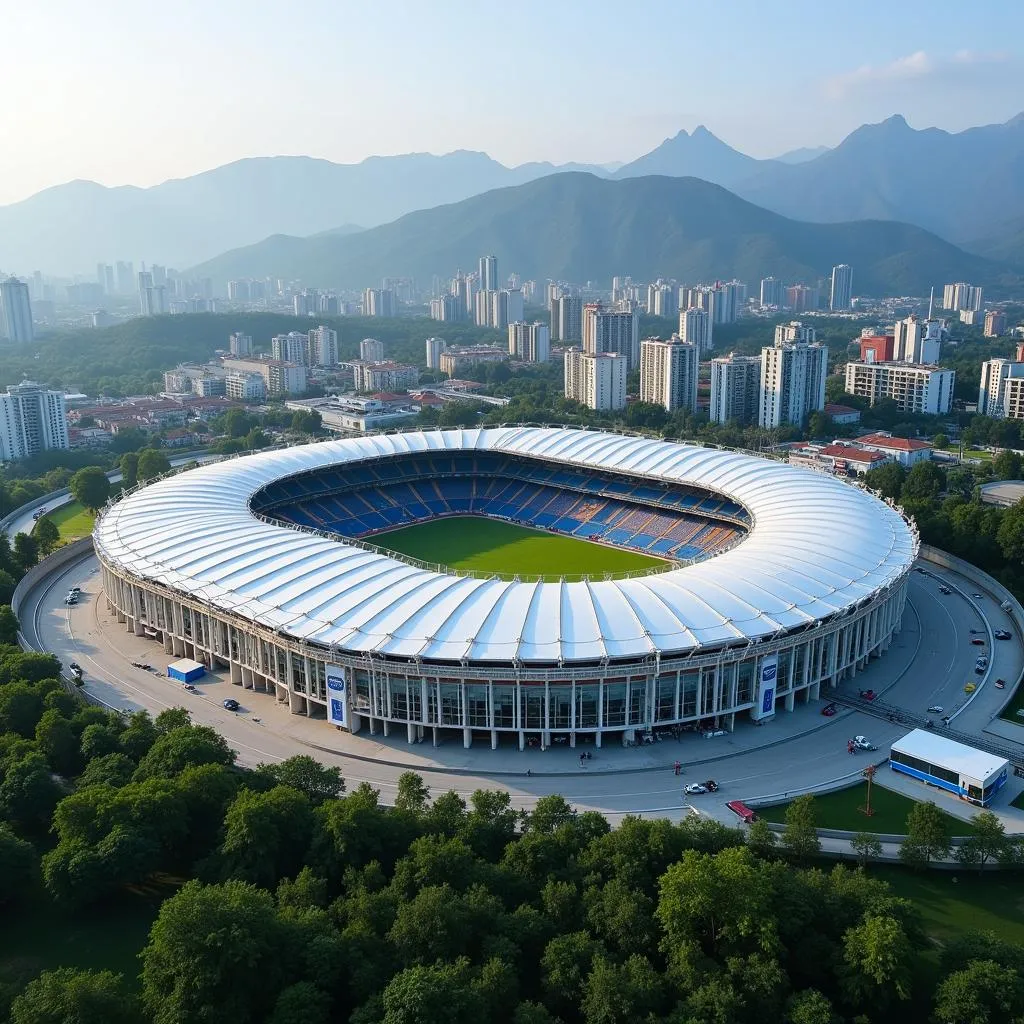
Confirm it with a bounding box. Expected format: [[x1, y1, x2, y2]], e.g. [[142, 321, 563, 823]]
[[377, 516, 668, 580]]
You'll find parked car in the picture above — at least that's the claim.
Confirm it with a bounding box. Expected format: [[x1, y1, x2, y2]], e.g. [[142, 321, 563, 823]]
[[853, 735, 876, 751], [726, 800, 757, 823], [64, 594, 78, 606], [939, 586, 952, 595], [972, 593, 984, 600], [859, 689, 877, 700], [995, 630, 1012, 640], [31, 508, 46, 521], [821, 702, 837, 717], [703, 779, 719, 792], [684, 783, 708, 795], [222, 698, 240, 711], [995, 679, 1006, 689], [965, 682, 977, 694], [183, 683, 197, 692], [68, 586, 81, 595], [971, 637, 986, 646], [927, 705, 944, 714]]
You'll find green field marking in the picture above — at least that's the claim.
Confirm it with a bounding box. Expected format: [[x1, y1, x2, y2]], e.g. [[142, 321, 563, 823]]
[[41, 501, 96, 541], [377, 515, 668, 580]]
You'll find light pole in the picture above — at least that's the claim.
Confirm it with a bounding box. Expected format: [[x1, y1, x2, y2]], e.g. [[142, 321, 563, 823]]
[[859, 764, 876, 817]]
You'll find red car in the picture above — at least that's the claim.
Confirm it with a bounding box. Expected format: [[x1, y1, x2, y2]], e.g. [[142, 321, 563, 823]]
[[726, 800, 757, 823], [821, 703, 837, 716], [859, 689, 876, 701], [971, 638, 986, 646]]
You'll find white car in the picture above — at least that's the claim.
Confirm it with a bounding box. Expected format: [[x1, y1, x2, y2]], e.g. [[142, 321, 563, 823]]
[[684, 783, 709, 795], [853, 735, 876, 751], [927, 705, 944, 714]]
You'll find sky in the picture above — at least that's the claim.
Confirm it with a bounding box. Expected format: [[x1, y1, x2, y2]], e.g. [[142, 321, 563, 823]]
[[1, 0, 1022, 206]]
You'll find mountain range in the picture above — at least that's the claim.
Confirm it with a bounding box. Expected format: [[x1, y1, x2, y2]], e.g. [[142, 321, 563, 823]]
[[189, 172, 1015, 297], [2, 112, 1023, 275]]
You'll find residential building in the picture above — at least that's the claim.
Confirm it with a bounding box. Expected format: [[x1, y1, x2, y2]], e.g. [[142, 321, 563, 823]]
[[679, 307, 712, 353], [759, 277, 783, 307], [844, 361, 955, 415], [942, 282, 983, 312], [786, 284, 818, 313], [646, 281, 677, 316], [193, 376, 226, 398], [430, 294, 464, 321], [271, 331, 309, 365], [363, 288, 397, 317], [759, 335, 828, 428], [892, 315, 942, 365], [978, 358, 1024, 418], [478, 255, 498, 293], [640, 338, 698, 413], [859, 334, 895, 363], [564, 349, 626, 411], [348, 361, 419, 392], [960, 308, 981, 326], [551, 293, 582, 342], [824, 403, 862, 425], [438, 346, 507, 377], [985, 310, 1007, 338], [854, 433, 934, 468], [474, 290, 494, 327], [829, 264, 853, 311], [508, 322, 550, 363], [775, 321, 816, 345], [229, 332, 253, 357], [116, 261, 134, 294], [225, 372, 266, 402], [306, 326, 338, 367], [359, 337, 384, 362], [789, 443, 888, 477], [0, 278, 33, 342], [582, 303, 640, 370], [709, 354, 761, 425], [425, 337, 447, 369], [222, 357, 307, 396], [0, 381, 69, 460]]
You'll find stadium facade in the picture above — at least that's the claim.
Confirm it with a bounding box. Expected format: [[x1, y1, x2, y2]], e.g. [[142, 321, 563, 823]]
[[95, 427, 918, 748]]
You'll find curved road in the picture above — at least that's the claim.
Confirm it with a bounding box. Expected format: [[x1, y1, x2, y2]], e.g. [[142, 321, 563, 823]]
[[21, 551, 1024, 822]]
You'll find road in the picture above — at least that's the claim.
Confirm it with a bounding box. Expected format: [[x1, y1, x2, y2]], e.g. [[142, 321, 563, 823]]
[[21, 547, 1024, 824]]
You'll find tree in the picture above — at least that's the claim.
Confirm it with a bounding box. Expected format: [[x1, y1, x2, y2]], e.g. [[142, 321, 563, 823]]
[[35, 708, 81, 776], [850, 832, 882, 867], [395, 771, 430, 815], [245, 427, 271, 450], [864, 462, 906, 501], [136, 448, 171, 483], [223, 407, 255, 438], [580, 954, 664, 1024], [257, 755, 344, 804], [268, 982, 331, 1024], [291, 410, 322, 435], [0, 823, 38, 908], [932, 433, 949, 449], [32, 516, 60, 556], [899, 801, 951, 868], [785, 988, 839, 1024], [746, 817, 778, 858], [541, 931, 607, 1011], [807, 411, 830, 440], [933, 959, 1024, 1024], [0, 605, 19, 645], [379, 959, 483, 1024], [69, 466, 111, 511], [993, 448, 1023, 480], [118, 451, 139, 489], [9, 968, 140, 1024], [782, 795, 821, 862], [133, 723, 234, 779], [954, 811, 1009, 871], [900, 460, 945, 501], [842, 914, 913, 1006], [997, 501, 1024, 563], [13, 532, 39, 572]]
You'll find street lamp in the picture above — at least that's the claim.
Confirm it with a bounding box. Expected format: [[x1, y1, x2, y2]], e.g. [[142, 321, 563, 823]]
[[858, 764, 876, 817]]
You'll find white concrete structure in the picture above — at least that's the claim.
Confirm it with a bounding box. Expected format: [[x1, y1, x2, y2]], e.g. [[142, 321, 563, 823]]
[[508, 321, 551, 363], [978, 358, 1024, 419], [640, 338, 698, 412], [709, 354, 761, 425], [942, 282, 983, 312], [271, 332, 309, 365], [223, 357, 307, 397], [0, 381, 69, 460], [774, 321, 816, 345], [759, 337, 827, 428], [564, 350, 626, 411], [582, 304, 640, 370], [228, 332, 253, 357], [359, 337, 384, 362], [679, 307, 712, 354], [425, 337, 447, 370], [308, 326, 339, 367], [363, 288, 396, 318], [829, 264, 853, 311], [349, 361, 419, 393], [844, 362, 955, 416], [225, 372, 266, 402], [0, 277, 34, 342], [551, 293, 582, 342], [94, 427, 917, 744], [478, 255, 498, 292], [854, 433, 934, 468]]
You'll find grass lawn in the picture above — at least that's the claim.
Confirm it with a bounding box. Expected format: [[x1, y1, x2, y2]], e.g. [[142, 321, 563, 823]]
[[760, 782, 972, 836], [1012, 790, 1024, 810], [998, 678, 1024, 725], [42, 501, 96, 541], [377, 515, 667, 580]]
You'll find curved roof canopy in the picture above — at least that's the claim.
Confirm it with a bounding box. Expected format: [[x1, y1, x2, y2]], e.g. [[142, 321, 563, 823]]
[[94, 427, 917, 664]]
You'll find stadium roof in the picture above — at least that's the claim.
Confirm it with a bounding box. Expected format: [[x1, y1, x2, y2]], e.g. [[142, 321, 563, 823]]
[[94, 427, 917, 664], [891, 729, 1009, 782]]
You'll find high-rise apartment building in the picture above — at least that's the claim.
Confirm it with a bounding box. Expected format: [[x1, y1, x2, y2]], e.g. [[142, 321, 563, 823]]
[[774, 321, 816, 345], [225, 372, 266, 402], [309, 326, 339, 366], [508, 322, 550, 363], [229, 332, 253, 357], [942, 282, 983, 312], [759, 335, 827, 428], [979, 358, 1024, 418], [639, 338, 698, 413], [478, 256, 499, 292], [829, 264, 853, 311], [488, 289, 523, 330], [679, 307, 712, 353], [349, 361, 418, 392], [0, 381, 69, 460], [786, 284, 818, 313], [0, 277, 34, 342], [425, 337, 447, 369], [844, 362, 954, 415], [551, 293, 582, 342], [116, 261, 134, 294], [582, 303, 640, 370], [646, 281, 677, 317], [271, 331, 309, 365], [359, 337, 384, 362], [892, 315, 941, 365], [564, 349, 626, 411], [363, 288, 397, 317], [430, 294, 465, 321], [759, 277, 783, 308], [985, 310, 1007, 338], [709, 354, 761, 425]]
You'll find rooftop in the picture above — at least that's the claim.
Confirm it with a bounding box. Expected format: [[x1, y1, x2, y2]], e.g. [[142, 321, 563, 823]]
[[856, 434, 933, 452]]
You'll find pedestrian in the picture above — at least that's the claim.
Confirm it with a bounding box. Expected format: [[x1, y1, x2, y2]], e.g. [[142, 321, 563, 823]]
[[673, 761, 681, 776]]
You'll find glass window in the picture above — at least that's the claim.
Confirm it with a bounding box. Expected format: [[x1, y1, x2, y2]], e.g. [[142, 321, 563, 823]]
[[736, 661, 754, 705], [680, 672, 698, 718], [655, 677, 676, 722], [604, 683, 626, 727], [521, 687, 544, 729], [440, 683, 462, 726], [776, 649, 792, 693], [628, 680, 647, 725], [576, 685, 599, 728], [493, 686, 515, 728], [550, 687, 571, 728], [467, 685, 489, 727], [354, 671, 371, 711]]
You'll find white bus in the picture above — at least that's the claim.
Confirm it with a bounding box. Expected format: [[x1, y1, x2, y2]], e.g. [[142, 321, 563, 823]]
[[889, 729, 1009, 807]]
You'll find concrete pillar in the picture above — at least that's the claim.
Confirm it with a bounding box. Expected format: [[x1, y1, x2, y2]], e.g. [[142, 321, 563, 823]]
[[230, 661, 242, 684], [490, 730, 497, 750], [407, 722, 416, 745], [569, 733, 576, 749], [350, 713, 363, 734], [463, 727, 471, 749], [368, 717, 377, 736], [382, 719, 390, 737], [595, 731, 602, 749], [433, 726, 439, 747], [726, 712, 735, 732], [518, 731, 525, 751], [785, 691, 795, 712]]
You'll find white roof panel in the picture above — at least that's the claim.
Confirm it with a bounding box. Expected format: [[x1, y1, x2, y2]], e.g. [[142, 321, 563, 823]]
[[891, 729, 1009, 783]]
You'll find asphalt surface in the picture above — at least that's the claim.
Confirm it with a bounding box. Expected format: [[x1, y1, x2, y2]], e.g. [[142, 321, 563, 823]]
[[22, 551, 1024, 824]]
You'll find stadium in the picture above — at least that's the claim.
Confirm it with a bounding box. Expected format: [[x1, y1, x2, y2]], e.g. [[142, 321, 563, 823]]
[[94, 426, 919, 749]]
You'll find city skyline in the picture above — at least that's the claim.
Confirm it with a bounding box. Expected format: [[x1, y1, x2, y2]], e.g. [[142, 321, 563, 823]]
[[1, 0, 1021, 205]]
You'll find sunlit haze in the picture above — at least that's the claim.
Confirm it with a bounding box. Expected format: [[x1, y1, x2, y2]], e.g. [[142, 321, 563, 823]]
[[1, 0, 1021, 205]]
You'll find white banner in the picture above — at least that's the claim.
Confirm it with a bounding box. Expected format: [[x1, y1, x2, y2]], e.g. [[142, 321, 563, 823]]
[[326, 665, 348, 727], [752, 654, 778, 720]]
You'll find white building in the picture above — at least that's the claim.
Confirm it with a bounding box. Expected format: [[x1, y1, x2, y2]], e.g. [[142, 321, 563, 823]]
[[350, 361, 419, 392], [0, 381, 69, 460], [709, 354, 761, 425], [508, 322, 551, 363], [550, 293, 582, 342], [679, 307, 713, 353], [359, 337, 384, 362], [582, 303, 640, 370], [363, 288, 396, 317], [564, 349, 626, 411], [759, 277, 783, 308], [308, 326, 339, 366], [225, 372, 266, 402], [0, 277, 34, 342], [759, 336, 827, 428], [892, 315, 941, 365], [222, 357, 307, 397], [829, 264, 853, 311], [774, 321, 816, 345], [979, 358, 1024, 418], [425, 337, 447, 370], [271, 332, 309, 365], [229, 332, 253, 357], [942, 282, 983, 312], [854, 433, 935, 468], [478, 255, 498, 292], [844, 361, 955, 415], [639, 338, 698, 413], [193, 376, 226, 398]]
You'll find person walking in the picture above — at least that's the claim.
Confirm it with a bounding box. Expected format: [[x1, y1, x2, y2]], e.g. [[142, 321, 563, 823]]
[[673, 761, 681, 776]]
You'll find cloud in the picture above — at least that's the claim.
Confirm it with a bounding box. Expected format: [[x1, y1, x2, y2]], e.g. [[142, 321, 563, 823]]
[[825, 50, 1008, 99]]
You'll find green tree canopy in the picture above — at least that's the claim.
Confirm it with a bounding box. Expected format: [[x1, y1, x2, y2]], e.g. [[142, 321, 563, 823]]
[[69, 466, 111, 511]]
